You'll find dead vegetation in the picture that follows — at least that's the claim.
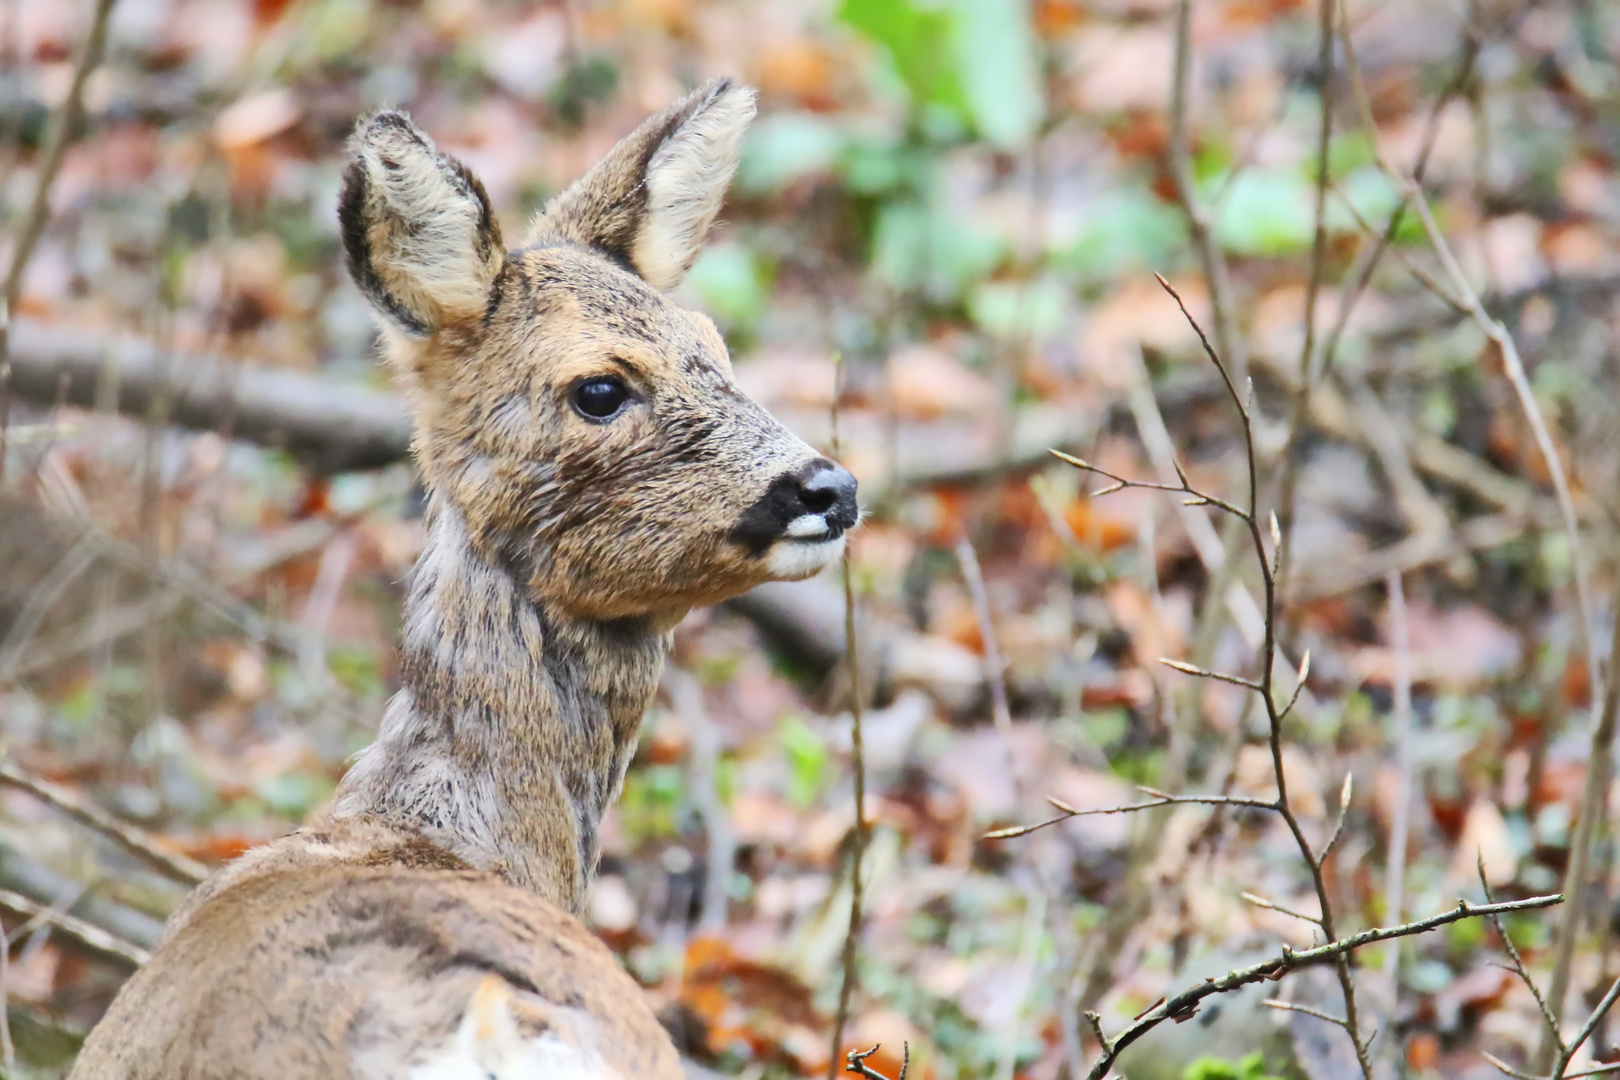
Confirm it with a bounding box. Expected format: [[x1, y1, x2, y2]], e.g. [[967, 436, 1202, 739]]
[[4, 0, 1620, 1078]]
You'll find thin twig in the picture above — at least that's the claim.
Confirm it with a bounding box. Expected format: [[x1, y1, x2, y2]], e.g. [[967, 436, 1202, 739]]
[[846, 1044, 910, 1080], [0, 886, 149, 968], [1329, 182, 1469, 315], [1153, 271, 1374, 1080], [1165, 0, 1247, 385], [1084, 1011, 1111, 1054], [1264, 999, 1349, 1028], [1084, 895, 1562, 1080], [1399, 176, 1613, 1068], [1126, 343, 1266, 649], [1480, 853, 1562, 1051], [1159, 658, 1262, 691], [1050, 451, 1250, 522], [0, 0, 118, 350], [1316, 772, 1354, 868], [987, 788, 1279, 840], [1326, 17, 1478, 375], [1560, 978, 1620, 1080], [0, 762, 208, 885], [1273, 0, 1341, 610], [956, 538, 1015, 740], [1487, 1054, 1620, 1080], [1384, 573, 1413, 979], [1242, 891, 1323, 926], [828, 353, 869, 1080], [0, 902, 10, 1073], [1408, 180, 1599, 719]]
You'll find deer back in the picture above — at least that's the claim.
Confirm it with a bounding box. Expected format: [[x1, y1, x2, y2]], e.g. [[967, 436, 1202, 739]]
[[71, 818, 681, 1079]]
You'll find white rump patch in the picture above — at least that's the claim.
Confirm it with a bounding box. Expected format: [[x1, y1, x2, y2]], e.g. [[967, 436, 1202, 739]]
[[765, 535, 845, 580], [631, 84, 757, 291], [410, 976, 620, 1080]]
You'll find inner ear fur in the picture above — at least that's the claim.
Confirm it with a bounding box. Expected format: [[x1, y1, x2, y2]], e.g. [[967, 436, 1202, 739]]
[[533, 78, 756, 291], [339, 111, 504, 337]]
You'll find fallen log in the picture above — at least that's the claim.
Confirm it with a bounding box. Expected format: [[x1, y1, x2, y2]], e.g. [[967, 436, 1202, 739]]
[[7, 320, 411, 473]]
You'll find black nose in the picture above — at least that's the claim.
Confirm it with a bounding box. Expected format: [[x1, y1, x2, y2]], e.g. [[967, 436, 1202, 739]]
[[797, 460, 858, 529], [728, 458, 862, 556]]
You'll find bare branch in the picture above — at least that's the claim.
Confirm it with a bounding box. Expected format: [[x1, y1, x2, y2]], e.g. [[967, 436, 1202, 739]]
[[0, 763, 208, 886], [1560, 977, 1620, 1078], [1153, 275, 1249, 430], [1486, 1054, 1620, 1080], [1384, 574, 1414, 979], [1049, 451, 1250, 521], [0, 887, 149, 968], [1084, 1011, 1112, 1054], [1085, 895, 1563, 1080], [1317, 773, 1354, 867], [1242, 891, 1323, 926], [1407, 191, 1599, 721], [1159, 658, 1263, 691], [1264, 999, 1348, 1029], [1568, 1065, 1620, 1079], [1487, 1052, 1549, 1080], [1479, 853, 1562, 1052], [1279, 650, 1312, 721], [1327, 183, 1469, 315], [0, 0, 119, 324], [1165, 0, 1247, 385], [828, 356, 870, 1080], [985, 790, 1278, 841], [846, 1044, 909, 1080]]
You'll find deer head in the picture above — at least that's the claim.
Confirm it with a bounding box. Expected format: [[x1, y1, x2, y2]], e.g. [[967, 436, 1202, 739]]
[[338, 79, 857, 627]]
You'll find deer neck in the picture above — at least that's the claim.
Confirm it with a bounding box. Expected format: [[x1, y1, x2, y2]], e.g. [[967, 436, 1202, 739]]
[[327, 500, 668, 914]]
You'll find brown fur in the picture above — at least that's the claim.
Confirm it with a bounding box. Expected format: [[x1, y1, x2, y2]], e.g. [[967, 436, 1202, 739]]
[[74, 817, 680, 1079], [71, 79, 857, 1078]]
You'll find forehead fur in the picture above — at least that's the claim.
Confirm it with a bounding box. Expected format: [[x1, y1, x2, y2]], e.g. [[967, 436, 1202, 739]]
[[490, 244, 732, 380]]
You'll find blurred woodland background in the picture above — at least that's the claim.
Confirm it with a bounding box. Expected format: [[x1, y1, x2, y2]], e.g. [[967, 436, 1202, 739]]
[[2, 0, 1620, 1077]]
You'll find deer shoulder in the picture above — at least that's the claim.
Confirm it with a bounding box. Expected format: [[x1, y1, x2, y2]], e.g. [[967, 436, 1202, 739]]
[[70, 79, 858, 1079]]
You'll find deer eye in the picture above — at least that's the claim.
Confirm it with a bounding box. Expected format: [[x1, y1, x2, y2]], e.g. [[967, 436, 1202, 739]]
[[571, 376, 631, 421]]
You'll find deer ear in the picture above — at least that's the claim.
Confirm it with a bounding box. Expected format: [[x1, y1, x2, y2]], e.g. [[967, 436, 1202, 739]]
[[339, 111, 504, 337], [538, 79, 756, 291]]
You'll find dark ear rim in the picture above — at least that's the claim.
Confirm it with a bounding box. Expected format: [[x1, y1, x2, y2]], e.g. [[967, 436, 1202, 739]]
[[339, 154, 430, 336], [571, 80, 735, 274], [532, 78, 753, 289], [338, 109, 504, 337]]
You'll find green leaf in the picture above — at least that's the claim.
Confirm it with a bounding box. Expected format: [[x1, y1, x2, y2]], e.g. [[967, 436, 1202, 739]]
[[950, 0, 1043, 149], [1326, 129, 1378, 179], [737, 113, 844, 195], [837, 133, 919, 195], [1323, 164, 1400, 235], [872, 198, 1007, 299], [969, 277, 1068, 339], [1055, 189, 1188, 280], [684, 243, 773, 329], [839, 0, 967, 117], [780, 716, 828, 809], [840, 0, 1041, 147], [1182, 1053, 1281, 1080], [1212, 168, 1314, 256]]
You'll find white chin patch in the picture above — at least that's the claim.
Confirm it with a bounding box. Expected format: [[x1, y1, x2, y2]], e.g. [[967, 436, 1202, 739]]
[[765, 535, 845, 579], [785, 513, 831, 539]]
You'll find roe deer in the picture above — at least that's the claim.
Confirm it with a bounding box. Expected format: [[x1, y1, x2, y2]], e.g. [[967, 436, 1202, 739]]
[[70, 78, 858, 1079]]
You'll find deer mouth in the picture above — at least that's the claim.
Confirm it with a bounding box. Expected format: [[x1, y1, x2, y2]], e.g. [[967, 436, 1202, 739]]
[[783, 513, 843, 542], [765, 533, 847, 579]]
